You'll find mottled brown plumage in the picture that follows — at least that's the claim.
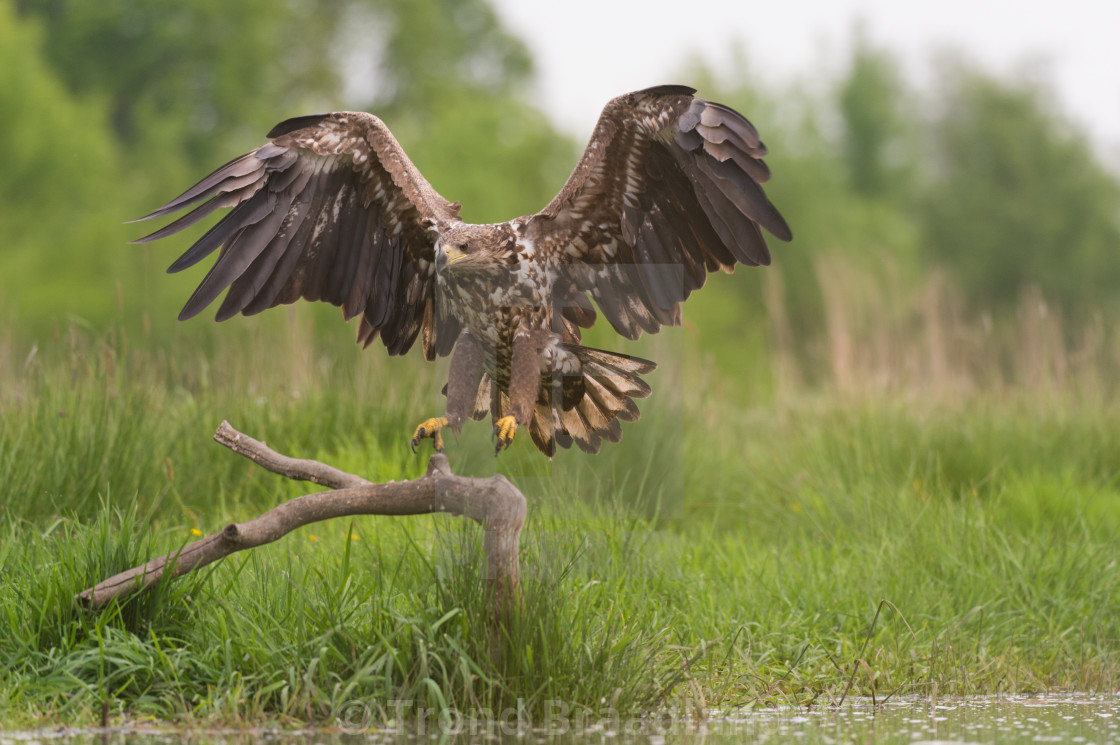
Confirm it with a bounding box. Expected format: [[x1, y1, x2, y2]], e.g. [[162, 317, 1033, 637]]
[[133, 85, 791, 456]]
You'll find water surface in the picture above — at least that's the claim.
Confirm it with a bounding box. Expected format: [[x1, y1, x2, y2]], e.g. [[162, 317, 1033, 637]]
[[4, 693, 1117, 744]]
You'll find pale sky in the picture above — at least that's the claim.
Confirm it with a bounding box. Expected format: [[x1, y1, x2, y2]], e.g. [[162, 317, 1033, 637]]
[[491, 0, 1120, 157]]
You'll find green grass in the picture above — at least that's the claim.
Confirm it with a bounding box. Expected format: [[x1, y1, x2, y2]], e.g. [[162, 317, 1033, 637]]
[[1, 323, 1118, 727]]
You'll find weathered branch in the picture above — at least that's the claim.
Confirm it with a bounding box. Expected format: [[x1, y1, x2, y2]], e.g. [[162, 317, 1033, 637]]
[[77, 421, 526, 616]]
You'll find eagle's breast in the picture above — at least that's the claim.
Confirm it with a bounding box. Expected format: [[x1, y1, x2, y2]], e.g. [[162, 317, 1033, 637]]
[[435, 229, 559, 370]]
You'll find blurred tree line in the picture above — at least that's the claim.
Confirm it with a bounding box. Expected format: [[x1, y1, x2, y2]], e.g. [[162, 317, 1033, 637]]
[[706, 38, 1120, 320], [2, 0, 1118, 381], [683, 38, 1120, 387]]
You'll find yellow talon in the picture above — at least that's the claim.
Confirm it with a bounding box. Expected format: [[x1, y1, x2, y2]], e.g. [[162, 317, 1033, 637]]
[[411, 416, 449, 453], [492, 415, 517, 455]]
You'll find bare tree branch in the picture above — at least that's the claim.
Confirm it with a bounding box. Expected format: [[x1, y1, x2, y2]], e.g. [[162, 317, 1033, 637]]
[[76, 421, 526, 616], [212, 422, 373, 489]]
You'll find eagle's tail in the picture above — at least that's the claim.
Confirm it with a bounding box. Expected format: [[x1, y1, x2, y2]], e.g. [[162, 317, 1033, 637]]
[[494, 345, 656, 456]]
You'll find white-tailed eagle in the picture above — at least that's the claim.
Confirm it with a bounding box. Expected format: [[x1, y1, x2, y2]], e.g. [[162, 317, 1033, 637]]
[[133, 85, 791, 456]]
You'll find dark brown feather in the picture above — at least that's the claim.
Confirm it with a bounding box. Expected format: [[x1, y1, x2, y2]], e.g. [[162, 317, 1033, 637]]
[[134, 111, 462, 357], [523, 86, 790, 341]]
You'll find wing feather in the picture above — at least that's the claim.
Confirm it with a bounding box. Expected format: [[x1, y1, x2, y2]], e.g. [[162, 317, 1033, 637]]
[[240, 168, 341, 315], [218, 182, 316, 320], [129, 148, 284, 222], [522, 87, 791, 340], [180, 190, 296, 319], [133, 111, 462, 359], [162, 187, 275, 274], [342, 211, 378, 320]]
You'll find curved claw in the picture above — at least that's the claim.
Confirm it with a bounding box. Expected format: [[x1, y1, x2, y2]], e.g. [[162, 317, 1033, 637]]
[[411, 416, 449, 454], [492, 415, 517, 456]]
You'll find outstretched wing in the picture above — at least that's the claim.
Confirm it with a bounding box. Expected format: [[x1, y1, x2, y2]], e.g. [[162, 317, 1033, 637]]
[[132, 112, 462, 359], [520, 85, 792, 340]]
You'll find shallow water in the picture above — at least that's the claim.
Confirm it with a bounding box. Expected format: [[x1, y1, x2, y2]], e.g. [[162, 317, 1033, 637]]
[[5, 694, 1118, 744]]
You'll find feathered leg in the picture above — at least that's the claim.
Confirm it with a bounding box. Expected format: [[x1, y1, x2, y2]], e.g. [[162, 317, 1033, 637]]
[[411, 331, 484, 453], [494, 330, 548, 454]]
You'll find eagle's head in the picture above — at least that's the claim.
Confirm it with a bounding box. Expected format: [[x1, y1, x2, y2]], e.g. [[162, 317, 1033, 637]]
[[434, 223, 517, 275]]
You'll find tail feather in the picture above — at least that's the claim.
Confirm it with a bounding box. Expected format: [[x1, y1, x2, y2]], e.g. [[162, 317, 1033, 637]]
[[582, 360, 652, 400], [528, 401, 557, 456], [558, 406, 592, 453], [535, 345, 655, 455], [479, 344, 655, 455], [575, 346, 657, 375], [617, 399, 641, 422], [572, 384, 612, 433]]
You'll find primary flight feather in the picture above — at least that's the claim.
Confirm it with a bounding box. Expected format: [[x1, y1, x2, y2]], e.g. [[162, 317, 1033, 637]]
[[134, 85, 791, 456]]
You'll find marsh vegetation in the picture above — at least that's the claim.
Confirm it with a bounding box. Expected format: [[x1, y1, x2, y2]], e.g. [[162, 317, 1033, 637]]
[[2, 0, 1119, 727]]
